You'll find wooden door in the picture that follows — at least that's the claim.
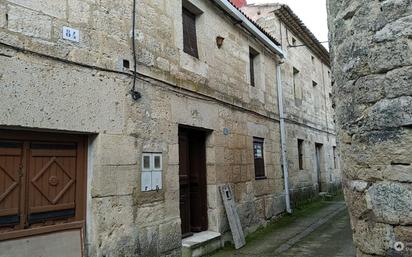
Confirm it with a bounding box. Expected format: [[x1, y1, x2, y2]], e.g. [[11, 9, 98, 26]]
[[0, 141, 23, 229], [28, 142, 80, 226], [0, 131, 86, 241], [178, 127, 208, 238], [189, 133, 207, 232], [179, 131, 192, 238]]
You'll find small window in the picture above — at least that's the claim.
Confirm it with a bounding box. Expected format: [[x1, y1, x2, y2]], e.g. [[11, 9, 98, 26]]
[[333, 146, 337, 169], [312, 81, 318, 87], [311, 56, 315, 63], [182, 7, 199, 58], [293, 67, 300, 102], [249, 47, 259, 87], [292, 37, 297, 46], [298, 139, 304, 170], [253, 137, 265, 179], [328, 71, 331, 78]]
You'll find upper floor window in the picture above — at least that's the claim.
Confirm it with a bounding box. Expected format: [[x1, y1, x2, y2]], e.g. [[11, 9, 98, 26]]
[[253, 137, 265, 179], [312, 81, 318, 87], [292, 37, 297, 46], [249, 47, 259, 87], [293, 67, 301, 105], [182, 7, 199, 58]]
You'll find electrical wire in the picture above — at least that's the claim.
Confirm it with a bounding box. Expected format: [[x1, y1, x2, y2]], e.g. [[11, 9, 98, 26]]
[[130, 0, 141, 100]]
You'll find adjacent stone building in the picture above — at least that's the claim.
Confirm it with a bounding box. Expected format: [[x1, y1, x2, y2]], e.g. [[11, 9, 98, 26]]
[[0, 0, 339, 256], [242, 3, 340, 204], [328, 0, 412, 256]]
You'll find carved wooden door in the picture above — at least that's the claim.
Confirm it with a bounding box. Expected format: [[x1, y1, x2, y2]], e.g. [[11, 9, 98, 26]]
[[0, 131, 86, 240]]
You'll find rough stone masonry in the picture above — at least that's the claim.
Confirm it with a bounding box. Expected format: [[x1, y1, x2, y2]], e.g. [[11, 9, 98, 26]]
[[327, 0, 412, 256]]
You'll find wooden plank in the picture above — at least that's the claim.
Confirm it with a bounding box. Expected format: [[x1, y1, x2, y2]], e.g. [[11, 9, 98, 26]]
[[219, 184, 245, 249]]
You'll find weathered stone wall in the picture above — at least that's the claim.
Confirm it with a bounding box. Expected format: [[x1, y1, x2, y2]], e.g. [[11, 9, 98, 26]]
[[328, 0, 412, 256], [243, 4, 341, 202], [0, 0, 286, 256], [0, 0, 342, 255]]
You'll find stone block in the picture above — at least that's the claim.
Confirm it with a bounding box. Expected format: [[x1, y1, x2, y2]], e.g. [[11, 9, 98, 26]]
[[137, 225, 159, 257], [394, 226, 412, 256], [352, 220, 394, 256], [95, 134, 138, 166], [135, 204, 165, 226], [0, 4, 6, 28], [8, 0, 66, 18], [374, 15, 412, 43], [168, 144, 179, 165], [7, 5, 52, 40], [68, 0, 90, 24], [366, 182, 412, 225], [91, 165, 137, 198], [159, 220, 181, 253]]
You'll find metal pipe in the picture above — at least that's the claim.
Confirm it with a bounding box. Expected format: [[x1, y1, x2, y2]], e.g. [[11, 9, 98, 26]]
[[212, 0, 285, 58], [277, 60, 292, 214]]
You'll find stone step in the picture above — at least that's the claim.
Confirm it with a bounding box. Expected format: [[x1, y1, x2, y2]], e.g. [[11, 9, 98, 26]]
[[182, 231, 223, 257]]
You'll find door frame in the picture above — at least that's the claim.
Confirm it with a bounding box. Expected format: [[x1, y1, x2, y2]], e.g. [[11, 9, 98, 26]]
[[178, 125, 210, 237], [0, 130, 87, 241]]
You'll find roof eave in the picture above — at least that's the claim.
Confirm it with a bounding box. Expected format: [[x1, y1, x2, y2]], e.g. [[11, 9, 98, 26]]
[[212, 0, 285, 59]]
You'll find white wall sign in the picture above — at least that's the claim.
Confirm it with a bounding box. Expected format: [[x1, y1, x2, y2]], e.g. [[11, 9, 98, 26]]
[[62, 26, 80, 42], [141, 153, 163, 192]]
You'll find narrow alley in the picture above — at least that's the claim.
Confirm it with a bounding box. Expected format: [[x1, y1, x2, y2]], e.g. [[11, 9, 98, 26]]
[[211, 201, 355, 257]]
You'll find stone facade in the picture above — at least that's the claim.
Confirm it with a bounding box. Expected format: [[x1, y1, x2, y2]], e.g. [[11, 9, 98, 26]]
[[243, 4, 340, 206], [328, 0, 412, 256], [0, 0, 339, 256]]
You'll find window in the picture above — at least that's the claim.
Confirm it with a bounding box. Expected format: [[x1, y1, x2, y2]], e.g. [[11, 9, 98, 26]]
[[182, 7, 198, 58], [293, 67, 301, 104], [312, 81, 318, 87], [292, 37, 297, 46], [249, 47, 259, 87], [298, 139, 304, 170], [311, 56, 315, 64], [253, 137, 265, 179], [333, 146, 337, 169]]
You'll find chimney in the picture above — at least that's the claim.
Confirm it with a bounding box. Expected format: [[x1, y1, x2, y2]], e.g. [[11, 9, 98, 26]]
[[231, 0, 247, 8]]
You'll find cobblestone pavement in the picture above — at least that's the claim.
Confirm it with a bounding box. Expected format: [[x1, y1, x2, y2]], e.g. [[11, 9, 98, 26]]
[[210, 201, 356, 257]]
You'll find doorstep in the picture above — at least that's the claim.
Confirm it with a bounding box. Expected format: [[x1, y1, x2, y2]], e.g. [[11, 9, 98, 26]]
[[182, 231, 223, 257]]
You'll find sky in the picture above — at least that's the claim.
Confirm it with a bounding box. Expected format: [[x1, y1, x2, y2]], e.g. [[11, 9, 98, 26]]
[[248, 0, 329, 47]]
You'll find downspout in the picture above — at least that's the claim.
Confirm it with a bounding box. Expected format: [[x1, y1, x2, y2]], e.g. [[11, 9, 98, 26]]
[[277, 60, 292, 214]]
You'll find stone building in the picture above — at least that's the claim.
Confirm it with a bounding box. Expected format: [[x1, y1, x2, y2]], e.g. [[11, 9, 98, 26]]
[[241, 3, 340, 204], [328, 0, 412, 256], [0, 0, 339, 256]]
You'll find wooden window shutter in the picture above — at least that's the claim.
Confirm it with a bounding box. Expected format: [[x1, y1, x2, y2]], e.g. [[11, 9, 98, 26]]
[[182, 8, 199, 58]]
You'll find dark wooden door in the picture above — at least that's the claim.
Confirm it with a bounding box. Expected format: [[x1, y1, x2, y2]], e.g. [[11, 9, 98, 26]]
[[178, 128, 207, 238], [189, 133, 207, 232], [179, 131, 192, 238], [0, 131, 86, 240]]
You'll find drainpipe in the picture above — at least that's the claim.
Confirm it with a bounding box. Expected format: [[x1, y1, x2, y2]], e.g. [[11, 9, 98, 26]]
[[277, 60, 292, 214]]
